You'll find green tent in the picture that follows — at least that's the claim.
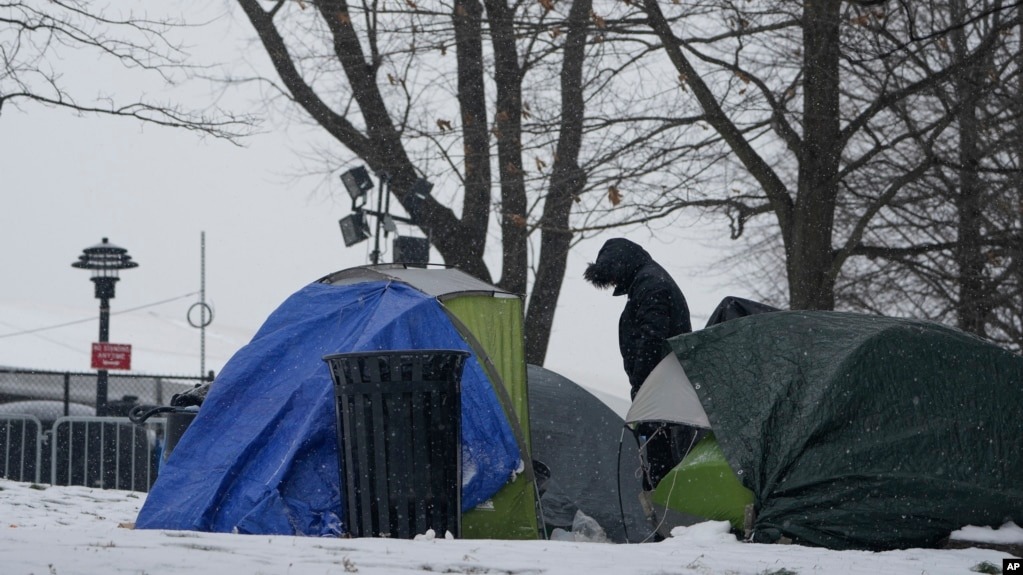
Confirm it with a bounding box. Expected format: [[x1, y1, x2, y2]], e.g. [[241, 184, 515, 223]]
[[322, 265, 538, 539], [649, 433, 753, 531], [664, 310, 1023, 550]]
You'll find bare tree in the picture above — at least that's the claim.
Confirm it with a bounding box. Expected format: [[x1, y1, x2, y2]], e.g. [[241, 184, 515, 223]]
[[997, 13, 1023, 346], [836, 0, 1023, 347], [231, 0, 723, 363], [0, 0, 252, 139], [632, 0, 1019, 316]]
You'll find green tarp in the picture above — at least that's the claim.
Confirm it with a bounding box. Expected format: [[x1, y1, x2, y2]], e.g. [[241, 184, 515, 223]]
[[669, 311, 1023, 550]]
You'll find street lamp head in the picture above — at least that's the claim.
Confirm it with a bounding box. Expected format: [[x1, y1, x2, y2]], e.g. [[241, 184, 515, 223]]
[[72, 237, 138, 299]]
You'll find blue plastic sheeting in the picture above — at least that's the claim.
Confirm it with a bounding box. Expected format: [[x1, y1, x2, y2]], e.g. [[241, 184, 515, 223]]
[[135, 281, 522, 536]]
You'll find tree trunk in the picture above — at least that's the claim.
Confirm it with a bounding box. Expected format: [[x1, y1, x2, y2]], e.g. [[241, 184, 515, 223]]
[[524, 0, 591, 365], [453, 0, 491, 265], [787, 0, 843, 310], [951, 0, 991, 335], [483, 0, 528, 295]]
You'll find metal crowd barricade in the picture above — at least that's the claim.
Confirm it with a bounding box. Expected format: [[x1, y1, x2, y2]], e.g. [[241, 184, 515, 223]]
[[0, 367, 207, 491], [49, 416, 166, 492], [0, 415, 43, 483]]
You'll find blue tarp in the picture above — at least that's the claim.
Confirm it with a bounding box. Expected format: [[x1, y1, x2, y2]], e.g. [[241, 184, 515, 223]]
[[136, 280, 522, 535]]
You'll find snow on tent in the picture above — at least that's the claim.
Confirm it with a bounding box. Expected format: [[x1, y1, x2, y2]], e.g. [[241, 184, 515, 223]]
[[631, 308, 1023, 551], [135, 264, 539, 539]]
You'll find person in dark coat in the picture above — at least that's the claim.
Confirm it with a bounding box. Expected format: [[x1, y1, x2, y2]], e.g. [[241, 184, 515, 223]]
[[583, 238, 692, 398], [584, 238, 697, 490]]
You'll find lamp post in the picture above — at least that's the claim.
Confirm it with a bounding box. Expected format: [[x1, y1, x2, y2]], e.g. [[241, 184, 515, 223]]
[[72, 238, 138, 416]]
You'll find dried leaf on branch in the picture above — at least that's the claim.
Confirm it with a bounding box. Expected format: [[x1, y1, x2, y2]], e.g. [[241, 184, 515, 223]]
[[608, 186, 622, 206]]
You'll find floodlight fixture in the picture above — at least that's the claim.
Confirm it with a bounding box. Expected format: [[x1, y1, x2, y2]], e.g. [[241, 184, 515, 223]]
[[340, 166, 373, 202], [405, 178, 434, 223], [339, 212, 370, 247], [393, 236, 430, 266]]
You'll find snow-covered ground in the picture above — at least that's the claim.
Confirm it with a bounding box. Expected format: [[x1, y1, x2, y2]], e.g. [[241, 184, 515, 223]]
[[1, 478, 1019, 575]]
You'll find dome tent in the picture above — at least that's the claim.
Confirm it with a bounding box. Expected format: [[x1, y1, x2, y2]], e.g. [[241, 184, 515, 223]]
[[649, 309, 1023, 550], [136, 264, 538, 539], [526, 364, 651, 543]]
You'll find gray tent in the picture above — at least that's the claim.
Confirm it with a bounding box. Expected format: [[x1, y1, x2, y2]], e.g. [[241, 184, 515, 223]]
[[527, 364, 653, 543]]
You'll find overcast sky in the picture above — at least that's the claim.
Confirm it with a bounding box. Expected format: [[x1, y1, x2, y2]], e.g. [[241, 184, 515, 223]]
[[0, 2, 751, 400]]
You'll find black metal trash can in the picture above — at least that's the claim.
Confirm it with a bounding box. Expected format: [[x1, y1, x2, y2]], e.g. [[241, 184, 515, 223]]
[[323, 349, 468, 539], [164, 410, 197, 461]]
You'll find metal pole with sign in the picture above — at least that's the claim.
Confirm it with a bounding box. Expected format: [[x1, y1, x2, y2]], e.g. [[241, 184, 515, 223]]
[[72, 238, 137, 416]]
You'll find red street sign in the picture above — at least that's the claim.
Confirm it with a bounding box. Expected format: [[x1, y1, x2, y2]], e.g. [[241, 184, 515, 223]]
[[91, 343, 132, 370]]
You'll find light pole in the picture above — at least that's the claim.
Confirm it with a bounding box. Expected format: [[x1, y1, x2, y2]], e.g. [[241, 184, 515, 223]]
[[337, 165, 433, 265], [72, 238, 138, 416]]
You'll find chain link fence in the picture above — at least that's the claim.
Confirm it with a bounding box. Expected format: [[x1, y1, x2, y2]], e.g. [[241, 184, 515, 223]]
[[0, 368, 211, 415], [0, 368, 212, 491]]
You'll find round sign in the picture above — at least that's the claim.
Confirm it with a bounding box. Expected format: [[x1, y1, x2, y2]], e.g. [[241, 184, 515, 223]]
[[187, 302, 214, 328]]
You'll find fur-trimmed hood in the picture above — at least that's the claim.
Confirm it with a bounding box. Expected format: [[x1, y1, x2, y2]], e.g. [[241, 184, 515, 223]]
[[583, 238, 653, 296]]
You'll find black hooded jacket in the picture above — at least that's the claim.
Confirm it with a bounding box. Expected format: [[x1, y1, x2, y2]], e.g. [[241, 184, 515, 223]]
[[584, 239, 692, 398]]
